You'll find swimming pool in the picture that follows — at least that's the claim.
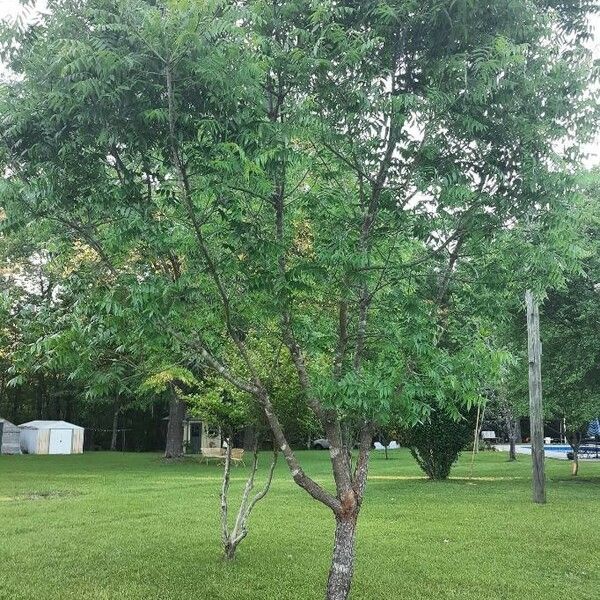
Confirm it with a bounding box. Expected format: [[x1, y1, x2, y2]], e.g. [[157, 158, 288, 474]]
[[523, 445, 572, 453], [521, 444, 600, 458], [500, 444, 600, 459], [516, 444, 573, 460]]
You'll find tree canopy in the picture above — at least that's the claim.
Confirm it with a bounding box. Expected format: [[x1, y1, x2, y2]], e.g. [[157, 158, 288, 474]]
[[1, 1, 598, 598]]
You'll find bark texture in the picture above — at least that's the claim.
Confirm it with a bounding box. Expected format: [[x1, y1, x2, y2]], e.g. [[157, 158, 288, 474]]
[[110, 402, 120, 451], [326, 516, 358, 600], [500, 397, 518, 461], [526, 290, 546, 503], [164, 389, 186, 458], [571, 452, 579, 476], [566, 431, 583, 476], [508, 435, 517, 462]]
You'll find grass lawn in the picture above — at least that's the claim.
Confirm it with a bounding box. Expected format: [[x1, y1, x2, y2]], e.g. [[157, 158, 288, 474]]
[[1, 449, 599, 599]]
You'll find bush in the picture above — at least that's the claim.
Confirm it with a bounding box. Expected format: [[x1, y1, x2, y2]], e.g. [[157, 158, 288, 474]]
[[398, 408, 476, 480]]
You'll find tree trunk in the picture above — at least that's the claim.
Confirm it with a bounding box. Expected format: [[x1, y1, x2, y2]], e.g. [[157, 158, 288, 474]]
[[110, 402, 120, 451], [566, 431, 582, 477], [11, 386, 20, 423], [506, 411, 517, 461], [221, 435, 233, 555], [509, 435, 516, 461], [65, 394, 73, 422], [326, 514, 358, 600], [514, 418, 522, 444], [0, 376, 6, 417], [253, 386, 372, 600], [571, 451, 579, 476], [164, 387, 186, 458], [36, 375, 44, 419], [242, 426, 255, 451], [473, 404, 481, 454]]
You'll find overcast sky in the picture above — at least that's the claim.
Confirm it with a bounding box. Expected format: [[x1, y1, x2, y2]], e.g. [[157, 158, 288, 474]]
[[1, 0, 47, 21], [0, 0, 598, 166]]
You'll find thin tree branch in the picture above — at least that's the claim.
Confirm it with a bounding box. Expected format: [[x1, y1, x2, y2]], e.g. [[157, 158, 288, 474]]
[[165, 57, 260, 384], [220, 437, 232, 547]]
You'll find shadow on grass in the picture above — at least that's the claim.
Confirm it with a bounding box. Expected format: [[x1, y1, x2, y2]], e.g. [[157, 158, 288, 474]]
[[157, 455, 208, 466], [7, 489, 83, 502], [369, 475, 525, 483], [550, 476, 600, 485]]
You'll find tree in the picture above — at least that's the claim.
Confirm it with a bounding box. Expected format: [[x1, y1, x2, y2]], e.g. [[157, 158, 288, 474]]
[[540, 172, 600, 475], [187, 337, 314, 559], [0, 237, 84, 423], [484, 384, 525, 461], [1, 2, 597, 598], [496, 170, 600, 474]]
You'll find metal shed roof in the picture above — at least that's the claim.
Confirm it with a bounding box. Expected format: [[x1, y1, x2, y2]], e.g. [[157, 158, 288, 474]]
[[19, 420, 84, 430]]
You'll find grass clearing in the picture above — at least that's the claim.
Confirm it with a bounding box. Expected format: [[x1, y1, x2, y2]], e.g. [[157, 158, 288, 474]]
[[1, 450, 599, 599]]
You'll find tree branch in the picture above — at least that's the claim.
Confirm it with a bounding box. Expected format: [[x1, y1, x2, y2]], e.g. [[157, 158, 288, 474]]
[[165, 58, 260, 384]]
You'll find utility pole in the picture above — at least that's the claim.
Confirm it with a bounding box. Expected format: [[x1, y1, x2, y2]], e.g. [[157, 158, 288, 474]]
[[526, 290, 546, 504]]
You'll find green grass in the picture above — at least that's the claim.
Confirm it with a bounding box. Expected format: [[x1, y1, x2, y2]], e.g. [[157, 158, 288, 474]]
[[1, 449, 599, 599]]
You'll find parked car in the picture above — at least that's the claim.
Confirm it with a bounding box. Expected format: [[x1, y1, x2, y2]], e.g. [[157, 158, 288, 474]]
[[373, 441, 399, 450]]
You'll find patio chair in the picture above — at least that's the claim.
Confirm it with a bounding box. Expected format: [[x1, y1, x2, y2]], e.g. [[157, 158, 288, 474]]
[[230, 448, 245, 466], [201, 447, 226, 463]]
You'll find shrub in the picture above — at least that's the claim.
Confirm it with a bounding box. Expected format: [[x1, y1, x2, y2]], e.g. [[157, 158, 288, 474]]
[[398, 408, 476, 480]]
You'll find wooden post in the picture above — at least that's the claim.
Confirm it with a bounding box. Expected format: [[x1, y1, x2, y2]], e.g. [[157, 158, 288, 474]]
[[525, 290, 546, 504]]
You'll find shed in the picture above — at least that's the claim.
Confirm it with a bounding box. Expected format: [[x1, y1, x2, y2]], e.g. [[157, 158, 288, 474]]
[[163, 414, 221, 454], [19, 420, 84, 455], [183, 419, 221, 454], [0, 419, 21, 454]]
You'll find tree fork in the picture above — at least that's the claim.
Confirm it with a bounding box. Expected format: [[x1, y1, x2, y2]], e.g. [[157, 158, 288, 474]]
[[220, 433, 279, 560]]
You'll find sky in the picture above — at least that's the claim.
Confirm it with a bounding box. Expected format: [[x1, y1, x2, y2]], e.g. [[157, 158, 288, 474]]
[[0, 0, 598, 166], [0, 0, 46, 21]]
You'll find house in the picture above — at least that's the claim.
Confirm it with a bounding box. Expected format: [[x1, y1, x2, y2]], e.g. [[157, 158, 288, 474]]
[[19, 420, 84, 455], [0, 419, 21, 454]]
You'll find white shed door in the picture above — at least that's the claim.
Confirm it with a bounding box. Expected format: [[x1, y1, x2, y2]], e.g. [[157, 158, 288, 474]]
[[49, 429, 72, 454]]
